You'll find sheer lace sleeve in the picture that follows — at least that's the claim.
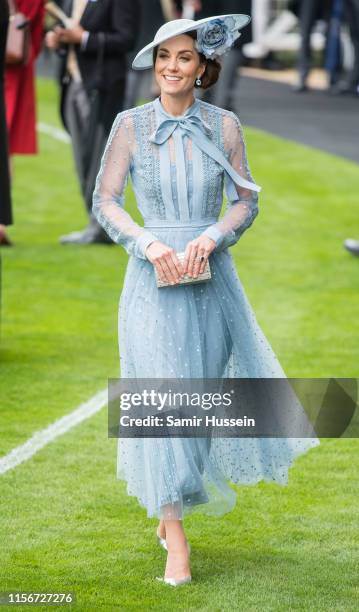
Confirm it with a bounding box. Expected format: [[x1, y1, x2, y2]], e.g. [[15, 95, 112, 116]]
[[92, 111, 158, 259], [201, 111, 260, 251]]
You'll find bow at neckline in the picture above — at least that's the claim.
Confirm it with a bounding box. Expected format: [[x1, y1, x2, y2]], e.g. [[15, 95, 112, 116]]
[[149, 113, 213, 145], [149, 97, 261, 210]]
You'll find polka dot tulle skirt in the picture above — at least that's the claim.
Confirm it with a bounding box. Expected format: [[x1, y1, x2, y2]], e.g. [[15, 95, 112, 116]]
[[116, 226, 321, 520]]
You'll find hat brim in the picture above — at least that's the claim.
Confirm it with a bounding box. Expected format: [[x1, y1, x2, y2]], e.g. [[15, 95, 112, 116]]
[[131, 14, 251, 70]]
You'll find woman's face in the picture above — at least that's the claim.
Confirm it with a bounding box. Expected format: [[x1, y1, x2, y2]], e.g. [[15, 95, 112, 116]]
[[154, 34, 205, 97]]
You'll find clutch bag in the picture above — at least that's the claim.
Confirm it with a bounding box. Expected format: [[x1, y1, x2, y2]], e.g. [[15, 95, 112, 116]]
[[155, 251, 211, 288]]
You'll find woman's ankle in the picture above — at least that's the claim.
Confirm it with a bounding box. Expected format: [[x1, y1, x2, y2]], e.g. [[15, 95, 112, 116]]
[[157, 519, 166, 538], [165, 548, 191, 579], [165, 533, 188, 553]]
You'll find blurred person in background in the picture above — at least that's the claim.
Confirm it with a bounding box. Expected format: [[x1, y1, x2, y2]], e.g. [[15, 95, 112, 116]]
[[293, 0, 333, 92], [173, 0, 184, 16], [3, 0, 44, 244], [330, 0, 359, 95], [330, 1, 359, 255], [323, 0, 346, 89], [124, 1, 169, 109], [45, 0, 139, 245], [241, 0, 284, 70], [160, 0, 178, 20], [0, 0, 12, 246], [192, 0, 252, 110]]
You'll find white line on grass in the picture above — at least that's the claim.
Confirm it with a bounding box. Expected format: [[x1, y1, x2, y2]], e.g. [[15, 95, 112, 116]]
[[1, 123, 106, 474], [37, 122, 71, 144], [0, 389, 108, 475]]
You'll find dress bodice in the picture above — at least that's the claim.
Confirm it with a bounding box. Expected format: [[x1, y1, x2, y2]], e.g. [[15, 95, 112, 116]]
[[92, 96, 261, 259]]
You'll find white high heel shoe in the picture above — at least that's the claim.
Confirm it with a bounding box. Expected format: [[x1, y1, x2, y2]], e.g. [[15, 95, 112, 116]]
[[156, 541, 191, 586], [156, 575, 192, 587]]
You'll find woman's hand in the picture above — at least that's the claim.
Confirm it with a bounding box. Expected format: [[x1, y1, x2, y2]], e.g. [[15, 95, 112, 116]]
[[145, 241, 185, 285], [182, 235, 216, 278]]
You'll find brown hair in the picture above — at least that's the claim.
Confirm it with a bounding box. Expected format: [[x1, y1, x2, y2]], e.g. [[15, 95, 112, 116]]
[[152, 30, 221, 90]]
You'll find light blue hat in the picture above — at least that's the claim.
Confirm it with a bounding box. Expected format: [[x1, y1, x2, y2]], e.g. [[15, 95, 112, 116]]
[[132, 14, 251, 70]]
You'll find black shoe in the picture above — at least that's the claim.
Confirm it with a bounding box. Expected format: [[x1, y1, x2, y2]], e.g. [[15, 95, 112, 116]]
[[59, 228, 113, 244], [292, 77, 308, 93], [0, 228, 13, 246], [329, 81, 359, 97], [344, 239, 359, 256]]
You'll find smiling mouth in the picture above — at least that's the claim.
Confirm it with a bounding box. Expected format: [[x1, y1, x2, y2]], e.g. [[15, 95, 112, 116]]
[[163, 75, 182, 81]]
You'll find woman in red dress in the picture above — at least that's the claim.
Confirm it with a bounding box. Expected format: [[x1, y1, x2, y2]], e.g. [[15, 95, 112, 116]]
[[1, 0, 44, 245]]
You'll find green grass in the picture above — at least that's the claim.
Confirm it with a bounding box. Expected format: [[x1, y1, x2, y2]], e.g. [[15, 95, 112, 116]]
[[0, 78, 358, 611]]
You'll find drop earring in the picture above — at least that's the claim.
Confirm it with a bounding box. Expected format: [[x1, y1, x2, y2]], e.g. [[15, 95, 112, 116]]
[[195, 76, 202, 86]]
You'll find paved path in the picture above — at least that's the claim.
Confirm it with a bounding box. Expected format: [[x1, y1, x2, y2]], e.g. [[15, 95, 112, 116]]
[[235, 75, 359, 164]]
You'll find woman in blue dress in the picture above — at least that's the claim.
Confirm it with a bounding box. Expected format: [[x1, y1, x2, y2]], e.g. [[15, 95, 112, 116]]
[[92, 14, 320, 587]]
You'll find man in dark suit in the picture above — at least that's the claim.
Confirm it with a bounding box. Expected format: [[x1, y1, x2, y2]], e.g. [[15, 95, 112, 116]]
[[0, 0, 12, 246], [46, 0, 140, 244], [124, 0, 166, 109]]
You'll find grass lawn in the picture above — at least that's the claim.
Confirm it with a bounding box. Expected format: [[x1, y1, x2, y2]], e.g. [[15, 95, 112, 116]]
[[0, 78, 358, 611]]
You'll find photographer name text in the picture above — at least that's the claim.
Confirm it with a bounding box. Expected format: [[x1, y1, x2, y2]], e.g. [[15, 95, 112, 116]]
[[120, 415, 255, 428]]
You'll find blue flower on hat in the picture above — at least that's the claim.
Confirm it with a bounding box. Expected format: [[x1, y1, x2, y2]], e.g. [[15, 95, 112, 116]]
[[195, 16, 241, 60]]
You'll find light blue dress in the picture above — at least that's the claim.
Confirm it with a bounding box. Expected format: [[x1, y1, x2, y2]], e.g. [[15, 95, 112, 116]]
[[93, 95, 320, 520]]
